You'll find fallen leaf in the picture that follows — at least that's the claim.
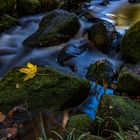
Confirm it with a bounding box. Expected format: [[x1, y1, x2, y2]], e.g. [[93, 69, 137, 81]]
[[19, 62, 37, 81]]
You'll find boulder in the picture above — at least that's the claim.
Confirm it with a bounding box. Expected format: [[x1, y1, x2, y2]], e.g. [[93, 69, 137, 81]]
[[88, 19, 117, 54], [24, 9, 80, 48], [117, 67, 140, 96], [16, 0, 41, 16], [0, 67, 90, 113], [66, 114, 94, 138], [86, 59, 114, 84], [96, 94, 140, 130], [57, 39, 89, 65], [121, 21, 140, 63], [0, 14, 18, 33]]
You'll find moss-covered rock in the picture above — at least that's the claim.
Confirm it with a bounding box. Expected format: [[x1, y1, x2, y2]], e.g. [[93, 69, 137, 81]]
[[0, 67, 90, 113], [96, 94, 140, 130], [66, 114, 94, 138], [0, 14, 18, 32], [86, 59, 114, 84], [117, 68, 140, 96], [88, 19, 117, 54], [121, 21, 140, 63], [16, 0, 41, 16], [24, 9, 80, 48]]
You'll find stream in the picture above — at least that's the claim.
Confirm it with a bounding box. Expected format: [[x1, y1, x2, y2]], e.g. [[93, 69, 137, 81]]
[[0, 0, 140, 118]]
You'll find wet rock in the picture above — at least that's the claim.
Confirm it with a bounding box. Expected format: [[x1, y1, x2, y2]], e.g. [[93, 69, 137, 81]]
[[86, 59, 114, 84], [128, 0, 140, 3], [0, 67, 90, 113], [0, 14, 18, 33], [96, 94, 140, 130], [60, 0, 90, 14], [57, 39, 89, 65], [16, 0, 41, 16], [121, 21, 140, 63], [99, 0, 109, 6], [88, 19, 117, 54], [24, 9, 80, 47], [117, 67, 140, 96], [66, 114, 94, 138]]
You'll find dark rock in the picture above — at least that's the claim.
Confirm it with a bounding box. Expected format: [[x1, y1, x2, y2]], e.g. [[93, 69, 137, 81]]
[[57, 39, 89, 65], [24, 9, 80, 48], [88, 19, 117, 54], [0, 14, 18, 33], [117, 67, 140, 96], [66, 114, 94, 138], [86, 59, 114, 84], [121, 21, 140, 63], [0, 67, 90, 113], [60, 0, 90, 14], [16, 0, 41, 16], [128, 0, 140, 3], [96, 94, 140, 130]]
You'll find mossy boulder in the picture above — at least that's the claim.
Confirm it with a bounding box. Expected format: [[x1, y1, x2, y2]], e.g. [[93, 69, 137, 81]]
[[96, 94, 140, 130], [0, 14, 18, 33], [0, 67, 90, 113], [24, 9, 80, 48], [121, 21, 140, 63], [88, 19, 117, 54], [86, 59, 114, 84], [66, 114, 94, 138], [117, 68, 140, 96], [16, 0, 41, 16]]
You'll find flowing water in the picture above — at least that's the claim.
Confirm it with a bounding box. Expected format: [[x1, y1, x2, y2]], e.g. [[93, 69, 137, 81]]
[[0, 0, 140, 118]]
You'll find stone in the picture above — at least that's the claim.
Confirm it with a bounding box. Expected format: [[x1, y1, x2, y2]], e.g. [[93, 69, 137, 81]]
[[86, 59, 114, 84], [57, 39, 89, 65], [117, 67, 140, 96], [121, 21, 140, 63], [0, 67, 90, 113], [88, 19, 117, 54], [24, 9, 80, 48]]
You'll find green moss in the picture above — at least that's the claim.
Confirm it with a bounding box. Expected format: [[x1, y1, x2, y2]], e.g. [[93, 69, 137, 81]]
[[117, 68, 140, 96], [97, 94, 140, 130], [0, 67, 90, 113], [66, 114, 94, 138], [0, 14, 17, 32], [121, 21, 140, 63]]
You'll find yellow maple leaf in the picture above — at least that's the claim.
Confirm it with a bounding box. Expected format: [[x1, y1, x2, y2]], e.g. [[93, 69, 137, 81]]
[[19, 62, 37, 81]]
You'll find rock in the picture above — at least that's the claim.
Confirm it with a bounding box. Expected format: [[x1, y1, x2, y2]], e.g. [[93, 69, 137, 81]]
[[88, 19, 117, 54], [60, 0, 90, 14], [128, 0, 140, 3], [66, 114, 94, 138], [96, 94, 140, 130], [86, 59, 114, 84], [117, 67, 140, 96], [121, 21, 140, 63], [16, 0, 41, 16], [0, 14, 18, 33], [0, 67, 90, 113], [57, 39, 89, 65], [99, 0, 109, 6], [24, 9, 80, 48]]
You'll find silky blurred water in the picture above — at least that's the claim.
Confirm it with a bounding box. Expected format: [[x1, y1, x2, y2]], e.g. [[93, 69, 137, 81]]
[[0, 0, 140, 118]]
